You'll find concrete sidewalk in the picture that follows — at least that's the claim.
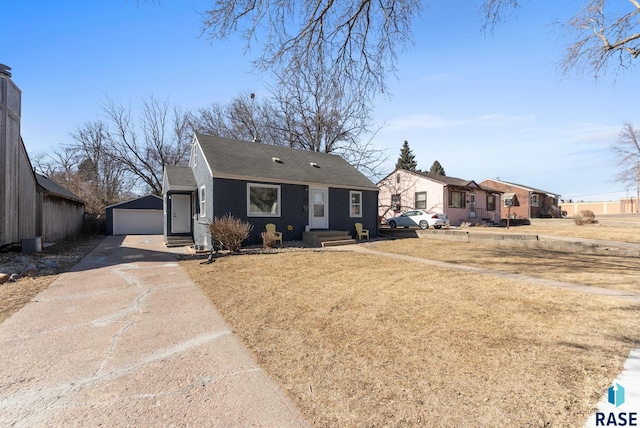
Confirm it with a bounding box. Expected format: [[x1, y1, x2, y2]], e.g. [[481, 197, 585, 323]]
[[0, 235, 308, 427]]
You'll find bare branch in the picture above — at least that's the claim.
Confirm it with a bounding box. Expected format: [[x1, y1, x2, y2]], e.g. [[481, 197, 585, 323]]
[[201, 0, 422, 98], [612, 122, 640, 187]]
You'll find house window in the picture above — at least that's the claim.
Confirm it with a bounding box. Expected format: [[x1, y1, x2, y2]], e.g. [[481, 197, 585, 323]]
[[415, 192, 427, 210], [391, 194, 401, 211], [192, 146, 197, 167], [487, 194, 496, 211], [350, 191, 362, 217], [199, 185, 206, 218], [248, 183, 281, 217], [448, 190, 466, 208], [396, 174, 401, 184], [531, 194, 540, 207]]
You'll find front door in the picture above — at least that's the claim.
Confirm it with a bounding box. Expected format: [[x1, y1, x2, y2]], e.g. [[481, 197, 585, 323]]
[[469, 193, 476, 218], [310, 187, 329, 229], [171, 194, 191, 233]]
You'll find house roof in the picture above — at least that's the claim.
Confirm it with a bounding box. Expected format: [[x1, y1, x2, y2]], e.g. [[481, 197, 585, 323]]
[[380, 169, 500, 193], [35, 174, 84, 204], [195, 133, 378, 191], [105, 195, 163, 210], [483, 178, 560, 198], [414, 171, 482, 188], [164, 165, 197, 192]]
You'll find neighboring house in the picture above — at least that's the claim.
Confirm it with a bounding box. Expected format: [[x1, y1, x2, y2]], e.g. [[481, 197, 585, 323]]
[[378, 169, 502, 226], [106, 195, 163, 235], [162, 133, 379, 247], [35, 174, 85, 242], [480, 178, 561, 219], [1, 65, 84, 247]]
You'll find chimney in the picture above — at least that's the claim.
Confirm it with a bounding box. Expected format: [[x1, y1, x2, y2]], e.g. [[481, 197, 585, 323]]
[[0, 64, 11, 78]]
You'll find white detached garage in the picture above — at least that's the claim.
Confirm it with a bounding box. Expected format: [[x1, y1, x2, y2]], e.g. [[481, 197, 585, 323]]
[[106, 195, 164, 235]]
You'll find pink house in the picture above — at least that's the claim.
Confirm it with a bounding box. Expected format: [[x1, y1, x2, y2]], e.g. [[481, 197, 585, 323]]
[[378, 169, 502, 226]]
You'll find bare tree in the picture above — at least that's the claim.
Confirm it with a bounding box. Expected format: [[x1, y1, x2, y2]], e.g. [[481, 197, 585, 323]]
[[203, 0, 640, 93], [32, 127, 133, 215], [195, 92, 275, 144], [483, 0, 640, 77], [34, 97, 193, 212], [201, 0, 422, 99], [563, 0, 640, 76], [100, 96, 194, 195], [193, 68, 387, 179], [71, 121, 135, 213], [612, 122, 640, 211], [269, 57, 385, 175]]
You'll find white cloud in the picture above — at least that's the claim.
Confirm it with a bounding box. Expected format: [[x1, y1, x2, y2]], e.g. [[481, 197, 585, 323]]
[[383, 112, 535, 131]]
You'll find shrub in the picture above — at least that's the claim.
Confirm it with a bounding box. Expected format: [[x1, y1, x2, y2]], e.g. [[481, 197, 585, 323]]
[[208, 214, 253, 253], [574, 210, 596, 226], [261, 232, 280, 249]]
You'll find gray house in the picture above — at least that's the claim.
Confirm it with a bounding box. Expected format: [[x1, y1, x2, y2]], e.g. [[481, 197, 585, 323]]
[[162, 133, 379, 247]]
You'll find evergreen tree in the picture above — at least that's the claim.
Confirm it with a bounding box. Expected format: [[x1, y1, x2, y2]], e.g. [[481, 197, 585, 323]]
[[429, 160, 446, 176], [395, 140, 417, 171]]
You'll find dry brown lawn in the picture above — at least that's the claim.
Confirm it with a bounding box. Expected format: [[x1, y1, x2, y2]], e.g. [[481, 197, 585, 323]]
[[372, 239, 640, 293], [182, 249, 640, 427], [0, 236, 103, 324], [466, 222, 640, 244]]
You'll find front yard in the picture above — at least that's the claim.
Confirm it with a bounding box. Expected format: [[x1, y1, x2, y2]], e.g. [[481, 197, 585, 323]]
[[372, 239, 640, 293], [181, 243, 640, 427], [463, 221, 640, 244]]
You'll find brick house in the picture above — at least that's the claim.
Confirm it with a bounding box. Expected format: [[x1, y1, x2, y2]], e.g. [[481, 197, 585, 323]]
[[479, 179, 561, 219]]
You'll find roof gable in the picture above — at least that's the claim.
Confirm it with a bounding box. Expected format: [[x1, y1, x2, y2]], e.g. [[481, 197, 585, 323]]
[[195, 133, 377, 191], [414, 171, 481, 188], [35, 174, 84, 204], [105, 195, 163, 210], [379, 169, 491, 191], [164, 165, 197, 192], [483, 179, 559, 197]]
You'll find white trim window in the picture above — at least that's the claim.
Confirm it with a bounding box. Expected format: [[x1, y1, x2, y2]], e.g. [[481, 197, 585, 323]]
[[192, 145, 197, 167], [199, 185, 206, 218], [487, 194, 496, 211], [448, 190, 466, 208], [248, 183, 281, 217], [350, 191, 362, 217], [531, 194, 540, 207]]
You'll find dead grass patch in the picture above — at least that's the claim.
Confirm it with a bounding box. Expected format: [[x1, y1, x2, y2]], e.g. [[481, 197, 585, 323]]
[[469, 223, 640, 244], [182, 251, 640, 427], [373, 239, 640, 293], [0, 235, 103, 324]]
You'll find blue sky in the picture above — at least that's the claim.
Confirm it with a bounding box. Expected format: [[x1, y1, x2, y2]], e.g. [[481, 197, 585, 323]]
[[4, 1, 639, 201]]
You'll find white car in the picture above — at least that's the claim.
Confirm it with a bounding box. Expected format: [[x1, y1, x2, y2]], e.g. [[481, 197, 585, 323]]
[[386, 210, 449, 229]]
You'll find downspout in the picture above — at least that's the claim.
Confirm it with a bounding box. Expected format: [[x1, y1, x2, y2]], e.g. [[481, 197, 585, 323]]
[[528, 191, 532, 219], [444, 185, 448, 219]]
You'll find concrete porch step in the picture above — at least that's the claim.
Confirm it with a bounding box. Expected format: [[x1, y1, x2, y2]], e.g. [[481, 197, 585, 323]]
[[166, 236, 194, 248], [303, 230, 355, 247], [321, 239, 357, 248]]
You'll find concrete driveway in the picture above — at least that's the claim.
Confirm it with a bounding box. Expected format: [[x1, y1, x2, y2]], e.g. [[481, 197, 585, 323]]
[[0, 235, 308, 427]]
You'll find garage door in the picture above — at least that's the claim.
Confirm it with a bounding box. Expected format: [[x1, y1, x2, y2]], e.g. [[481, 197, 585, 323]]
[[113, 209, 164, 235]]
